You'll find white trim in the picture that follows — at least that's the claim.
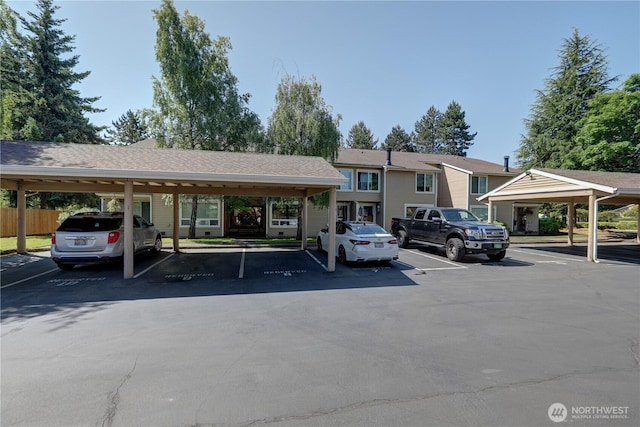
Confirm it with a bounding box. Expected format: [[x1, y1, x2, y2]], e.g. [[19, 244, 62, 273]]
[[529, 169, 617, 193], [356, 169, 381, 193], [415, 172, 435, 194], [442, 162, 472, 175]]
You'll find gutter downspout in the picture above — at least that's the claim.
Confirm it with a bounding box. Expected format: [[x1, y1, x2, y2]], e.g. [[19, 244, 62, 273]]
[[593, 192, 620, 263]]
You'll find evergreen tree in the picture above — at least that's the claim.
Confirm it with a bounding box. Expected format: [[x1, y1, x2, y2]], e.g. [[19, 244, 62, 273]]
[[105, 109, 150, 145], [437, 101, 476, 156], [414, 106, 443, 153], [19, 0, 104, 143], [382, 125, 415, 152], [517, 29, 615, 169], [346, 121, 377, 149]]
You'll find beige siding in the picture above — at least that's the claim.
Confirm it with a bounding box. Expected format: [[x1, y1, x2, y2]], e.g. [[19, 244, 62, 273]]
[[384, 170, 436, 230], [507, 174, 570, 191], [152, 194, 224, 238], [441, 167, 469, 208]]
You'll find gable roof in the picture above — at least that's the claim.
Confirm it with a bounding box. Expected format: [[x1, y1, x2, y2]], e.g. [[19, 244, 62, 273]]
[[0, 140, 346, 197], [479, 168, 640, 205], [335, 148, 518, 175]]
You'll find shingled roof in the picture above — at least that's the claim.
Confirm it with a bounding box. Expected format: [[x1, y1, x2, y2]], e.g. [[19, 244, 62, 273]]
[[0, 140, 346, 196], [335, 148, 519, 175]]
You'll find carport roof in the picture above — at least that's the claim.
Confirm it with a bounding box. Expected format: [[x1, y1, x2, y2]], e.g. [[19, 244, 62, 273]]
[[0, 140, 347, 197], [478, 168, 640, 205]]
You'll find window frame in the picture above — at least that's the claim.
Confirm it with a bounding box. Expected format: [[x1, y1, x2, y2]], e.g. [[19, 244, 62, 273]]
[[415, 172, 435, 194], [356, 170, 380, 193], [179, 197, 221, 228], [337, 169, 353, 191], [470, 175, 488, 195]]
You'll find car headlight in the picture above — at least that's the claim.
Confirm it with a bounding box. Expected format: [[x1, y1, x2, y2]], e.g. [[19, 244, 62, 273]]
[[503, 227, 509, 239], [465, 229, 482, 240]]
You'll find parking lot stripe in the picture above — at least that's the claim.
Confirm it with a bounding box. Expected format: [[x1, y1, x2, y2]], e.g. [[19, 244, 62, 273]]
[[305, 250, 329, 272], [509, 248, 584, 262], [238, 248, 246, 278], [407, 249, 468, 269], [1, 267, 59, 289], [133, 253, 175, 279]]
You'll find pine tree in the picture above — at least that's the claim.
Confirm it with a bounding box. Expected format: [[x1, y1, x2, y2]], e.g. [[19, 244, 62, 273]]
[[414, 106, 443, 153], [437, 101, 476, 156], [382, 125, 415, 152], [19, 0, 104, 143], [517, 29, 615, 169], [346, 121, 377, 149], [105, 109, 150, 145]]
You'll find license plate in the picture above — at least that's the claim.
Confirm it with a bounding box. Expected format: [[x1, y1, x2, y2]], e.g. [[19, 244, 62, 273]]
[[74, 239, 88, 246], [494, 243, 502, 249], [375, 242, 384, 248]]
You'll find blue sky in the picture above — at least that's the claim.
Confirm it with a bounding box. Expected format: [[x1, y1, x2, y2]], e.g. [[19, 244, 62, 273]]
[[8, 1, 640, 165]]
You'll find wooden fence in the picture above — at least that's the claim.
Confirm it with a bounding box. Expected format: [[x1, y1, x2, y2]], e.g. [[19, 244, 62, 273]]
[[0, 208, 61, 237]]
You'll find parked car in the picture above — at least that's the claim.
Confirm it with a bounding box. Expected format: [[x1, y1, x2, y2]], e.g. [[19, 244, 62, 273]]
[[51, 212, 162, 270], [316, 221, 399, 264]]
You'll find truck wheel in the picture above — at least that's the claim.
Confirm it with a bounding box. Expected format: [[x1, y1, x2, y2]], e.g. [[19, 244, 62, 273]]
[[397, 230, 409, 248], [488, 251, 506, 261], [446, 238, 465, 262]]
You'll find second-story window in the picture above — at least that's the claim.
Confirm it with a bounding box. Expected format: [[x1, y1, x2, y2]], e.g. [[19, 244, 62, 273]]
[[471, 176, 488, 194], [338, 169, 353, 191], [357, 171, 379, 192], [416, 173, 434, 193]]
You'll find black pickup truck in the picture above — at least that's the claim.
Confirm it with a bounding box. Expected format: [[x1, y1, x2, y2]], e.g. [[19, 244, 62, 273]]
[[391, 207, 510, 261]]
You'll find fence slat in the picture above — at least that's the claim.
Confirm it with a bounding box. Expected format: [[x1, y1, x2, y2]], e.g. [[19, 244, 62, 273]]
[[0, 208, 61, 237]]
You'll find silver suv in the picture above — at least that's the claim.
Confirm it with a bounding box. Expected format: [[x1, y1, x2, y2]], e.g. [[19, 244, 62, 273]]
[[51, 212, 162, 270]]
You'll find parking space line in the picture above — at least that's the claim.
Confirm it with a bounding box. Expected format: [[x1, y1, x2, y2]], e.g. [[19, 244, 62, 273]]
[[509, 248, 584, 262], [305, 250, 329, 272], [406, 249, 468, 269], [238, 248, 246, 278], [133, 253, 175, 279], [1, 267, 59, 289]]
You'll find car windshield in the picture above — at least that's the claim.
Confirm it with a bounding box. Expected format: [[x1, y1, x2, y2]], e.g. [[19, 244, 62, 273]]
[[441, 209, 480, 222], [57, 217, 122, 232], [349, 223, 388, 235]]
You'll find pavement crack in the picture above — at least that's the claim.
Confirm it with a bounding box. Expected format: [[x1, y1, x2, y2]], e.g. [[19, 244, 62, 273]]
[[630, 338, 640, 366], [239, 366, 637, 426], [101, 356, 138, 427]]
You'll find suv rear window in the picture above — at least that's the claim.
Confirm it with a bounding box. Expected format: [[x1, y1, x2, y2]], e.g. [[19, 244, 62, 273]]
[[57, 217, 122, 232]]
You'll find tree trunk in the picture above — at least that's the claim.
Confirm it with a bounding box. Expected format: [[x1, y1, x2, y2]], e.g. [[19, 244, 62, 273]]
[[188, 195, 198, 239]]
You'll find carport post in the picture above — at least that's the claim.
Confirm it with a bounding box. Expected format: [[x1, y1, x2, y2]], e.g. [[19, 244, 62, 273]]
[[328, 187, 337, 272], [567, 201, 574, 245], [16, 181, 26, 254], [123, 180, 134, 279], [487, 200, 494, 223], [637, 204, 640, 244], [172, 188, 180, 252], [587, 192, 595, 262], [301, 196, 308, 250]]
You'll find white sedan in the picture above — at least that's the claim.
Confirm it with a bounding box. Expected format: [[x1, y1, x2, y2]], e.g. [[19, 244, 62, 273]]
[[316, 221, 399, 264]]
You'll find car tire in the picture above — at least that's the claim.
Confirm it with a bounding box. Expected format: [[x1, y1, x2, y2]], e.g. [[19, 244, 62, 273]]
[[316, 237, 323, 252], [446, 237, 465, 262], [488, 251, 506, 261], [397, 230, 409, 248], [150, 235, 162, 254], [338, 245, 347, 264]]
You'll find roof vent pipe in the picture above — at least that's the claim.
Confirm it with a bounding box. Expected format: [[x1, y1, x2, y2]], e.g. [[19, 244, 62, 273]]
[[503, 155, 510, 172], [386, 147, 392, 166]]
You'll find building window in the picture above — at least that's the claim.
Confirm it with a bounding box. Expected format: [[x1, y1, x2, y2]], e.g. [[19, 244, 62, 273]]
[[270, 202, 298, 227], [338, 169, 353, 191], [357, 171, 379, 192], [471, 176, 488, 194], [180, 198, 220, 227], [416, 173, 434, 193], [470, 205, 489, 221]]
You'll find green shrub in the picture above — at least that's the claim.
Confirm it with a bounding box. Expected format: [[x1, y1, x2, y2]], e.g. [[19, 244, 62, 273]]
[[539, 217, 564, 235], [622, 205, 638, 218], [598, 211, 620, 222]]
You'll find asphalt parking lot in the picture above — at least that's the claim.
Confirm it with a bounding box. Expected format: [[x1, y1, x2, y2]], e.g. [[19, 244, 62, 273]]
[[1, 243, 639, 426]]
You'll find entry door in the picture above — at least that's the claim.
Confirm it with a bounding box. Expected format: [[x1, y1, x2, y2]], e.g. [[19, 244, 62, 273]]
[[356, 203, 376, 223], [337, 203, 350, 221]]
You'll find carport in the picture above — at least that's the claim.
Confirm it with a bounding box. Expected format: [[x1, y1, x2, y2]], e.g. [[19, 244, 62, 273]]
[[479, 168, 640, 262], [0, 140, 346, 278]]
